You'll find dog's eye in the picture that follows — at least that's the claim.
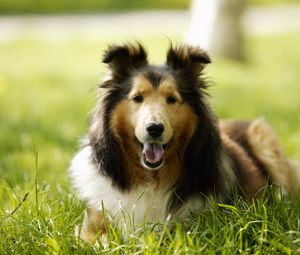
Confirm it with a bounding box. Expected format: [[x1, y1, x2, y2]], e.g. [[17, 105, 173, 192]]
[[133, 95, 144, 103], [167, 96, 177, 104]]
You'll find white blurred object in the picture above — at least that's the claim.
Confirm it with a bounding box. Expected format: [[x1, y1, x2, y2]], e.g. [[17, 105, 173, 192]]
[[186, 0, 219, 51], [186, 0, 246, 60]]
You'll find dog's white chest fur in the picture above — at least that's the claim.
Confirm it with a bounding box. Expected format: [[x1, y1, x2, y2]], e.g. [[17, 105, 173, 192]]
[[70, 145, 205, 227]]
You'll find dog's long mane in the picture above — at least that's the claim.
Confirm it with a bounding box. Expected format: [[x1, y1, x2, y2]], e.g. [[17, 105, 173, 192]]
[[88, 43, 231, 209]]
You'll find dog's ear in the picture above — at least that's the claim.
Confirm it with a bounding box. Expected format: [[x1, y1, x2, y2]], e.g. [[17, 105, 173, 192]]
[[166, 45, 211, 75], [103, 43, 148, 78]]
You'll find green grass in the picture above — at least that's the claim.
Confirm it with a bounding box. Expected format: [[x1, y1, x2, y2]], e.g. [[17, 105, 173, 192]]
[[0, 33, 300, 254]]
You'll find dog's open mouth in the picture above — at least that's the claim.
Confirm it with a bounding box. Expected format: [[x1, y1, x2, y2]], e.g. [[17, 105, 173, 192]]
[[141, 143, 165, 170]]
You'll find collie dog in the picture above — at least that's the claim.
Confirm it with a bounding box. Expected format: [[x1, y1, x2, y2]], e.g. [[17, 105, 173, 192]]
[[70, 43, 300, 243]]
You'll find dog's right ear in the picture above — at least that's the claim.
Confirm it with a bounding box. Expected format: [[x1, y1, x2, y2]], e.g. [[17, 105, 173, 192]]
[[166, 44, 211, 76], [102, 43, 148, 78]]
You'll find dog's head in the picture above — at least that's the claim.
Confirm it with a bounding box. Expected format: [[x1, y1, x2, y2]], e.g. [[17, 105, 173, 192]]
[[90, 43, 222, 197]]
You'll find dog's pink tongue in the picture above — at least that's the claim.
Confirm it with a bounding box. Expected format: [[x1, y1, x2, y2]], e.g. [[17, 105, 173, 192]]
[[143, 143, 164, 163]]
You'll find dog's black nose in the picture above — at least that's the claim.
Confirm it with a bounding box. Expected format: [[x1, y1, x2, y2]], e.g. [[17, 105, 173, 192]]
[[146, 123, 164, 138]]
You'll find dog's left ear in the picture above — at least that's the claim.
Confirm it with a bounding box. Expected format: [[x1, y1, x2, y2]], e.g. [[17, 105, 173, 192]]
[[166, 45, 211, 75], [103, 43, 148, 78]]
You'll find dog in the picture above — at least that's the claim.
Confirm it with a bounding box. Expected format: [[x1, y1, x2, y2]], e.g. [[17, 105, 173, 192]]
[[70, 42, 300, 244]]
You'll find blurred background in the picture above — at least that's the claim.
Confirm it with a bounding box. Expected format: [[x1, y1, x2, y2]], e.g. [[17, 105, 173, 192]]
[[0, 0, 299, 199]]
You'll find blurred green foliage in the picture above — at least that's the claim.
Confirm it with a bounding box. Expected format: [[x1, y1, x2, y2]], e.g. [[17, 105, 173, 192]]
[[0, 0, 190, 14], [0, 0, 299, 14]]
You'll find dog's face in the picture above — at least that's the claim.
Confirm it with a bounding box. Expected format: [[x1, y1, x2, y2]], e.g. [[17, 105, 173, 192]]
[[99, 43, 211, 172], [130, 74, 180, 170], [90, 43, 214, 186], [116, 73, 199, 171]]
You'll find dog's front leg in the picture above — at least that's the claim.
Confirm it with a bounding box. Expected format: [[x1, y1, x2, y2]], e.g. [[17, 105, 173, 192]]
[[79, 208, 109, 247]]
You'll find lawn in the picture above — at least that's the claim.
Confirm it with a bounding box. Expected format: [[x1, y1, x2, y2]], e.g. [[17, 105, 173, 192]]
[[0, 33, 300, 254]]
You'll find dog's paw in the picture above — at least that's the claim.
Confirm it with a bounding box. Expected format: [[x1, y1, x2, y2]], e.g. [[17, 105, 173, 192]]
[[75, 224, 109, 248]]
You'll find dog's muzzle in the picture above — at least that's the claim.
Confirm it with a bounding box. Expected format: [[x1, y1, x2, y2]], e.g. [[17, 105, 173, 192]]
[[138, 122, 165, 170]]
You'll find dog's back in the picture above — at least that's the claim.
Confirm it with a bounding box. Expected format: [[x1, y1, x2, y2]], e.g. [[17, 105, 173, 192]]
[[220, 118, 300, 196]]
